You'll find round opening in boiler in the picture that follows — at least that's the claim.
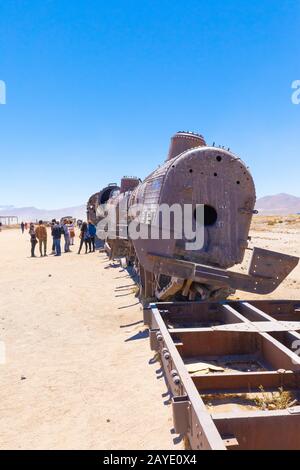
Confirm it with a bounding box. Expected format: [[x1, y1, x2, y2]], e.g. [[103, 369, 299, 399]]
[[194, 205, 218, 226]]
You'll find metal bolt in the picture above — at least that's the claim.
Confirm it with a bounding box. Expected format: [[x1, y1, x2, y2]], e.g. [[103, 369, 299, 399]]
[[173, 375, 181, 385], [162, 348, 170, 359]]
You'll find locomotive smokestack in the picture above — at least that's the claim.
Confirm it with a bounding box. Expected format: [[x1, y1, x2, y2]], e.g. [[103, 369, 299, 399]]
[[167, 131, 206, 161], [120, 176, 140, 193]]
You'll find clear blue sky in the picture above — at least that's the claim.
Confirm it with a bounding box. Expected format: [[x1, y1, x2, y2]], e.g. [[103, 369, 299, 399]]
[[0, 0, 299, 208]]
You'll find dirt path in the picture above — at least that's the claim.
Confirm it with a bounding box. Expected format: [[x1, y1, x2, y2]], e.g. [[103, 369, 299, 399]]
[[0, 228, 179, 450]]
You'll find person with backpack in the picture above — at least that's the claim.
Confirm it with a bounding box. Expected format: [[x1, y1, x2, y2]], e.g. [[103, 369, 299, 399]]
[[51, 220, 62, 256]]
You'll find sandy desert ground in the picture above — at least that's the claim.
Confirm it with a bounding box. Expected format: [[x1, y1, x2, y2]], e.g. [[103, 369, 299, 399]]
[[0, 216, 299, 450], [0, 228, 178, 450]]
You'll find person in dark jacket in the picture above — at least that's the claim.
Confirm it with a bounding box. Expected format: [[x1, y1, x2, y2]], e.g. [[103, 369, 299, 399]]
[[77, 222, 90, 254], [29, 223, 37, 257], [88, 221, 96, 252], [51, 221, 62, 256], [50, 219, 56, 254]]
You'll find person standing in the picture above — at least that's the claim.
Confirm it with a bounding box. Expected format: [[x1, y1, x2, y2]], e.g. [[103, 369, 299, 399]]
[[21, 222, 25, 234], [52, 220, 62, 256], [29, 223, 37, 257], [35, 220, 47, 257], [88, 221, 96, 252], [50, 219, 56, 254], [69, 220, 75, 246], [77, 221, 89, 254], [62, 219, 71, 253]]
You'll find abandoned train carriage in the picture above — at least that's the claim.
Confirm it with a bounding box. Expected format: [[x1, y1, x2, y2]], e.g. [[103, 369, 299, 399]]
[[88, 132, 298, 301]]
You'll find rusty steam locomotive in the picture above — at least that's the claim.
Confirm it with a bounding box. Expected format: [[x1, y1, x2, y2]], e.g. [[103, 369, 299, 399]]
[[87, 131, 298, 301]]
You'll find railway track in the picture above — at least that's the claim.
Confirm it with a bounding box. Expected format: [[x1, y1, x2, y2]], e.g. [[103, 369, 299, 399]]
[[144, 299, 300, 450]]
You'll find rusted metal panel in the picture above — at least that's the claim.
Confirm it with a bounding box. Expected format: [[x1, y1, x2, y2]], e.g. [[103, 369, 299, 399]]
[[148, 300, 300, 450], [145, 248, 298, 295], [213, 411, 300, 450], [131, 139, 256, 271], [172, 395, 191, 435]]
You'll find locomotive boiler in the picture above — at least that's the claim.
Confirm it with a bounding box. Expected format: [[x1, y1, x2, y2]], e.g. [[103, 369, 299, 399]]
[[88, 131, 298, 301]]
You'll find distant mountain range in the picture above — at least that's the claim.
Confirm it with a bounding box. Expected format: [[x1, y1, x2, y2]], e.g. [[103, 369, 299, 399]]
[[1, 193, 300, 222], [255, 193, 300, 215], [0, 204, 86, 222]]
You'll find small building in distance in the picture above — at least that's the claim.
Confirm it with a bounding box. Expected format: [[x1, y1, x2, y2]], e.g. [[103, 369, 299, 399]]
[[0, 215, 18, 226]]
